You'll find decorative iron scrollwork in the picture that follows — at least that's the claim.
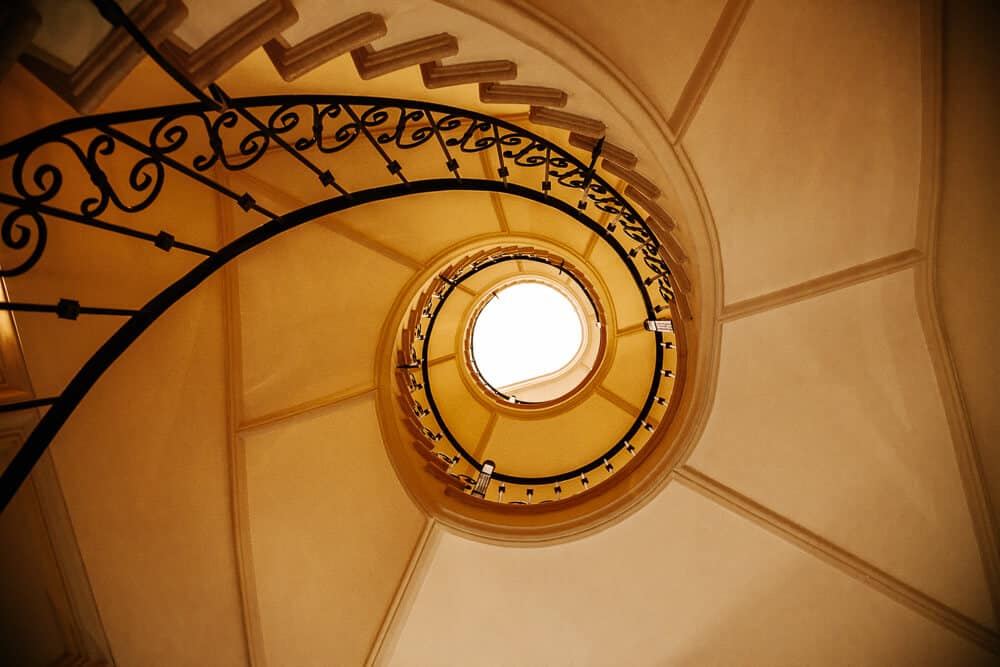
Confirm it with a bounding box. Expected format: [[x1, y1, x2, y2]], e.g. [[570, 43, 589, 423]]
[[1, 208, 47, 277]]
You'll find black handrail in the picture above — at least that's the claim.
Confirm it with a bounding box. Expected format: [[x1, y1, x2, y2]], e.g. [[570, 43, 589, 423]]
[[0, 0, 684, 511]]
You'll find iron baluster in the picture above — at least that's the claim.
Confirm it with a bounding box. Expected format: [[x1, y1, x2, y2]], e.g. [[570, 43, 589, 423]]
[[0, 300, 142, 319], [0, 397, 58, 413], [423, 109, 461, 180], [89, 0, 222, 110], [99, 125, 279, 220], [577, 137, 605, 211], [208, 85, 352, 198], [0, 193, 214, 256], [341, 104, 409, 185], [491, 124, 509, 186]]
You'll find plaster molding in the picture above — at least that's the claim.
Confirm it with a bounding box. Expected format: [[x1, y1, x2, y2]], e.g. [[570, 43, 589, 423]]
[[238, 383, 377, 433], [912, 0, 1000, 625], [596, 384, 642, 417], [471, 412, 499, 461], [667, 0, 754, 143], [675, 466, 1000, 654], [226, 171, 423, 270], [366, 519, 441, 666], [720, 249, 924, 322], [615, 322, 646, 337], [426, 353, 456, 368], [216, 168, 267, 667]]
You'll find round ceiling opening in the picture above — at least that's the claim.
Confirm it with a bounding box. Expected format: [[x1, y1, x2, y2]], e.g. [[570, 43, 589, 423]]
[[471, 282, 583, 395]]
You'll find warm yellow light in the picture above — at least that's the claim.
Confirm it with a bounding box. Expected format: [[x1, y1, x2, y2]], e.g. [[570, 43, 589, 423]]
[[471, 282, 583, 391]]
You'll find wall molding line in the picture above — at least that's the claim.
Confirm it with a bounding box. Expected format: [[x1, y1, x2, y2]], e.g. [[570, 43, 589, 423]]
[[427, 353, 456, 367], [912, 0, 1000, 625], [596, 384, 641, 417], [216, 168, 267, 667], [721, 249, 924, 322], [614, 321, 646, 337], [667, 0, 753, 142], [226, 171, 423, 270], [471, 412, 499, 461], [238, 383, 376, 433], [675, 466, 1000, 653], [366, 519, 441, 666]]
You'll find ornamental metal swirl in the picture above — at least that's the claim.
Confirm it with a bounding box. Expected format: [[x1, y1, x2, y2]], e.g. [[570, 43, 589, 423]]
[[0, 95, 689, 512], [0, 96, 680, 309]]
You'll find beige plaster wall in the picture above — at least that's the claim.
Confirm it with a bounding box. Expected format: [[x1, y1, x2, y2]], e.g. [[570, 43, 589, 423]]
[[390, 484, 996, 666], [0, 68, 248, 666], [936, 0, 1000, 546], [688, 269, 993, 626], [242, 394, 426, 667]]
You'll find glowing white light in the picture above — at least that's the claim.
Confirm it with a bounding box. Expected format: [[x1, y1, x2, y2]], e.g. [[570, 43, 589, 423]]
[[471, 282, 583, 391]]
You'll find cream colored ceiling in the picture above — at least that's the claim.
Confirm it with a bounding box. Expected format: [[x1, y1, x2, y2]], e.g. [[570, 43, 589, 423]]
[[684, 0, 922, 304], [688, 268, 991, 625], [241, 394, 424, 667], [389, 484, 996, 666], [1, 0, 998, 666], [935, 0, 1000, 561]]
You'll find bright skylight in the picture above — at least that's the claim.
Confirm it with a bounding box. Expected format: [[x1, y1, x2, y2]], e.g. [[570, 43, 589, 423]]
[[471, 282, 583, 391]]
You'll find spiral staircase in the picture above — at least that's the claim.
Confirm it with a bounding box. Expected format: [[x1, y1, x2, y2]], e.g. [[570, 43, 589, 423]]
[[0, 1, 998, 665]]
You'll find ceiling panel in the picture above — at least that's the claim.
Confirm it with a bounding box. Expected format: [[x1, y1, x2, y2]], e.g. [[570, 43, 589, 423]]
[[336, 191, 502, 265], [485, 393, 631, 479], [236, 218, 414, 420], [523, 0, 725, 122], [47, 275, 248, 667], [243, 394, 426, 667], [389, 483, 994, 665], [601, 327, 658, 409], [684, 0, 922, 303], [688, 269, 994, 626]]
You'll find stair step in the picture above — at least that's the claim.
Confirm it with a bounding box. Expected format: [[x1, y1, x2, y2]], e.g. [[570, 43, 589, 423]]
[[625, 185, 675, 231], [20, 0, 185, 113], [160, 0, 297, 87], [0, 0, 40, 81], [668, 259, 692, 293], [479, 82, 566, 108], [264, 12, 386, 82], [351, 33, 458, 80], [529, 106, 605, 138], [659, 232, 688, 264], [568, 133, 637, 169], [420, 59, 516, 89], [601, 159, 660, 200]]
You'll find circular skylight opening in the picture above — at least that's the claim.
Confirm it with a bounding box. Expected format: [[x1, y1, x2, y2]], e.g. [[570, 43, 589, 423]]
[[471, 282, 584, 393]]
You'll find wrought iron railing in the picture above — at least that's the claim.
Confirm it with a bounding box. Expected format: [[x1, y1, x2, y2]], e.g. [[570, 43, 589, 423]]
[[0, 0, 688, 512], [396, 245, 680, 504]]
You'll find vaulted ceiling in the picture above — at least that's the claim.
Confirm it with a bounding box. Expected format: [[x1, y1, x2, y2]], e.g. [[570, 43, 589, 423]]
[[0, 1, 997, 666]]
